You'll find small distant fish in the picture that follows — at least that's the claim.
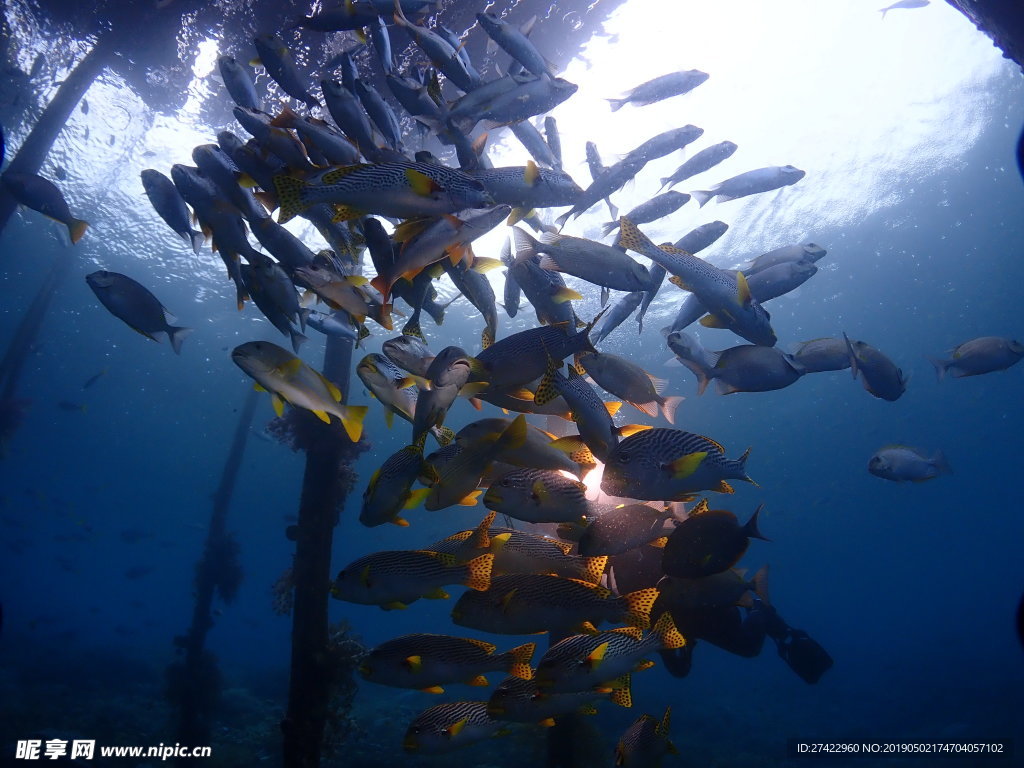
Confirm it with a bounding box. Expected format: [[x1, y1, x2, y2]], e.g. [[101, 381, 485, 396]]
[[608, 69, 709, 111], [928, 337, 1024, 380], [2, 172, 88, 244], [868, 445, 951, 482], [57, 401, 86, 413], [80, 98, 89, 114], [615, 706, 678, 767], [661, 141, 738, 189], [879, 0, 929, 20], [86, 271, 192, 354]]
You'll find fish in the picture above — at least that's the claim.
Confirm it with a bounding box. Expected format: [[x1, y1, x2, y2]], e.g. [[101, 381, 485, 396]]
[[240, 264, 307, 352], [360, 437, 430, 527], [320, 78, 381, 159], [403, 701, 505, 754], [354, 78, 404, 152], [269, 107, 361, 167], [592, 290, 644, 345], [666, 260, 816, 335], [392, 6, 481, 92], [468, 165, 582, 210], [868, 445, 952, 482], [608, 69, 709, 111], [455, 75, 578, 129], [471, 319, 599, 395], [601, 429, 755, 500], [544, 116, 562, 167], [360, 633, 534, 693], [571, 503, 678, 557], [2, 172, 88, 244], [577, 351, 684, 423], [304, 310, 358, 342], [369, 17, 394, 75], [356, 353, 419, 427], [81, 369, 108, 390], [273, 160, 494, 225], [661, 141, 739, 189], [536, 361, 650, 461], [789, 337, 852, 373], [615, 706, 678, 767], [292, 3, 378, 31], [232, 341, 366, 441], [665, 330, 718, 374], [662, 500, 769, 579], [620, 125, 705, 166], [456, 417, 591, 478], [429, 513, 607, 583], [616, 217, 776, 347], [86, 271, 192, 354], [655, 566, 770, 610], [487, 675, 614, 724], [423, 415, 527, 510], [57, 401, 87, 413], [601, 191, 690, 237], [680, 344, 805, 396], [482, 467, 591, 524], [413, 347, 474, 443], [252, 34, 319, 109], [879, 0, 930, 20], [140, 169, 203, 254], [507, 254, 580, 328], [216, 55, 260, 110], [744, 242, 827, 274], [382, 334, 435, 379], [452, 574, 659, 635], [844, 333, 907, 401], [691, 165, 805, 207], [331, 550, 493, 609], [516, 227, 654, 294], [443, 259, 499, 349], [928, 336, 1024, 380], [476, 12, 550, 78], [534, 612, 685, 697]]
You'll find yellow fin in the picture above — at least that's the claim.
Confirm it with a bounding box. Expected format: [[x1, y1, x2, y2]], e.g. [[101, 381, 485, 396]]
[[271, 393, 285, 418], [405, 655, 423, 673], [467, 674, 489, 686], [446, 717, 468, 737], [406, 168, 440, 196], [585, 641, 609, 669], [669, 451, 707, 479], [421, 685, 444, 694], [699, 314, 728, 329], [604, 401, 622, 417], [458, 490, 482, 506], [524, 160, 539, 185], [736, 270, 752, 305]]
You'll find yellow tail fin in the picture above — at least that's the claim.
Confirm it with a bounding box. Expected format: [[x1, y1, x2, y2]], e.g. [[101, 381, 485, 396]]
[[463, 552, 493, 591]]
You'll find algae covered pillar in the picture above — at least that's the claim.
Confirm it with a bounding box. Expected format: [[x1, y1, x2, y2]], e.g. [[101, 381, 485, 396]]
[[282, 331, 363, 768], [169, 386, 257, 753], [0, 248, 73, 455], [0, 31, 117, 237]]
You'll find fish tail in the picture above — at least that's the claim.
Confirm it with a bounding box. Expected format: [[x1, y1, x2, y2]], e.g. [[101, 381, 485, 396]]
[[615, 216, 657, 257], [651, 611, 686, 650], [67, 218, 89, 245], [511, 226, 539, 263], [580, 555, 608, 584], [505, 642, 535, 681], [620, 586, 659, 629], [189, 230, 204, 255], [272, 174, 307, 224], [599, 220, 618, 237], [691, 190, 712, 208], [660, 395, 684, 425], [168, 326, 194, 355], [927, 356, 948, 382], [842, 332, 859, 380], [606, 98, 626, 112], [289, 329, 308, 354], [738, 446, 757, 486], [462, 552, 494, 591], [338, 404, 368, 443], [679, 358, 712, 396], [744, 503, 770, 541], [932, 450, 953, 476]]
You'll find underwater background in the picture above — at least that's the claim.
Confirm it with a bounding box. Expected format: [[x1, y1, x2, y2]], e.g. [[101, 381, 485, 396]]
[[1, 0, 1023, 765]]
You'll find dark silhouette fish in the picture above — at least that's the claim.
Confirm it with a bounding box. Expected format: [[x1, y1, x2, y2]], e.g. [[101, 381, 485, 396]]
[[662, 501, 769, 579]]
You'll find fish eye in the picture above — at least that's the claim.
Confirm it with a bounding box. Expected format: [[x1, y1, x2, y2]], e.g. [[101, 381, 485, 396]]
[[618, 452, 630, 463], [500, 477, 511, 487]]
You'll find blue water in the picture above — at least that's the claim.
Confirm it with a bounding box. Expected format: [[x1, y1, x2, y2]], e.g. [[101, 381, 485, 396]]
[[2, 1, 1024, 766]]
